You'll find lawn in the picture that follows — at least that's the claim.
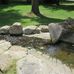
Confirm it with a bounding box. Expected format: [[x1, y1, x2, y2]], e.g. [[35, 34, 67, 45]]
[[0, 2, 74, 27]]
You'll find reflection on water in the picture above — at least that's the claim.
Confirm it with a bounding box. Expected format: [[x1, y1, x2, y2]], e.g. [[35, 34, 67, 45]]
[[46, 43, 74, 68], [47, 45, 60, 55]]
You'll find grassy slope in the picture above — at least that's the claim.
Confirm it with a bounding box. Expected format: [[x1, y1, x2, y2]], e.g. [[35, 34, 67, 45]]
[[0, 2, 74, 26]]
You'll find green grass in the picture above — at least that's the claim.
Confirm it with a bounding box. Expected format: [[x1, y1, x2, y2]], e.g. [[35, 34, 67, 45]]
[[3, 60, 16, 74], [0, 3, 74, 27], [55, 50, 74, 68]]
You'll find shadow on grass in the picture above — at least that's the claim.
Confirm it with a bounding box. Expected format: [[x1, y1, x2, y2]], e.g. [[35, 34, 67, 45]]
[[0, 9, 64, 27], [0, 3, 65, 27], [43, 4, 74, 11]]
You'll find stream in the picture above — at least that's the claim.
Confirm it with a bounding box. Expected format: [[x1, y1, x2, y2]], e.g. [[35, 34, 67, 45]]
[[46, 42, 74, 68]]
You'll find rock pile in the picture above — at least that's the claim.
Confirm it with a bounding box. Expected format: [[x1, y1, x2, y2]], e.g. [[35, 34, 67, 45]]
[[0, 18, 74, 47], [0, 23, 49, 36], [0, 22, 51, 47]]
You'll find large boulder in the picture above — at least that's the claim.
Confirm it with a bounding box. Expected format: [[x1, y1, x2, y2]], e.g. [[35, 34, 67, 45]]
[[48, 18, 74, 44], [23, 26, 40, 35], [48, 23, 63, 43], [9, 22, 23, 36], [17, 54, 73, 74], [60, 31, 74, 44], [0, 54, 13, 71], [4, 46, 28, 59], [0, 40, 11, 54], [0, 26, 10, 35], [58, 18, 74, 44], [17, 54, 50, 74]]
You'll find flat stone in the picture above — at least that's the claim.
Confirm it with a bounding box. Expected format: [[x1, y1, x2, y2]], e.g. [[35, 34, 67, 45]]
[[0, 40, 7, 44], [17, 54, 73, 74], [26, 33, 51, 41], [0, 54, 13, 71], [4, 46, 28, 59], [48, 23, 63, 43], [25, 33, 51, 46], [4, 33, 51, 47], [17, 54, 50, 74], [0, 40, 11, 54]]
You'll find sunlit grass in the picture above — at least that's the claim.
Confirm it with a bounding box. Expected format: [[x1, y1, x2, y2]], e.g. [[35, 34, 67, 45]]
[[0, 2, 74, 26]]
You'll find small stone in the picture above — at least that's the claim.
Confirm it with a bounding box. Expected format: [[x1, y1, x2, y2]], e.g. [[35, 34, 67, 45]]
[[23, 26, 40, 35], [38, 25, 49, 32], [17, 54, 50, 74], [9, 22, 23, 36], [0, 26, 10, 35]]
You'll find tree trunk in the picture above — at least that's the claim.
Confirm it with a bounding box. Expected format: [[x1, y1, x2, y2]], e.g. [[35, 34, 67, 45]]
[[31, 0, 40, 15]]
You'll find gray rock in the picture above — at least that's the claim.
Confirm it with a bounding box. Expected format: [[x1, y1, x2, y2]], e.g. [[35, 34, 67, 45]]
[[23, 26, 40, 35], [58, 18, 74, 44], [17, 54, 73, 74], [4, 46, 28, 59], [0, 40, 11, 54], [5, 35, 21, 45], [64, 18, 74, 28], [0, 35, 5, 40], [38, 25, 49, 32], [24, 33, 51, 47], [0, 26, 10, 34], [59, 18, 74, 30], [4, 33, 51, 47], [17, 54, 50, 74], [48, 23, 63, 43], [60, 31, 74, 44], [9, 22, 23, 35], [0, 54, 13, 71]]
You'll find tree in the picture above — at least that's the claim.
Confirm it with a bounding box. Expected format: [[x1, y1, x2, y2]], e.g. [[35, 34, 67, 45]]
[[31, 0, 40, 15]]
